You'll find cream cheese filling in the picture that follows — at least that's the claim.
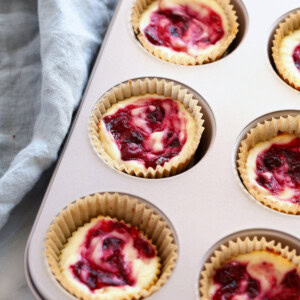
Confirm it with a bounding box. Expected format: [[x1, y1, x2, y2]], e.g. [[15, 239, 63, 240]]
[[279, 29, 300, 86], [98, 94, 197, 171], [246, 134, 299, 205], [209, 251, 300, 299], [138, 0, 229, 59], [60, 216, 160, 300]]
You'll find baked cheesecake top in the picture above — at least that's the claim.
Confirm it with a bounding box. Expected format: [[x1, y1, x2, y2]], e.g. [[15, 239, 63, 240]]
[[139, 0, 229, 58], [60, 216, 160, 299], [98, 95, 197, 171], [279, 29, 300, 86], [209, 250, 300, 300], [246, 133, 300, 206]]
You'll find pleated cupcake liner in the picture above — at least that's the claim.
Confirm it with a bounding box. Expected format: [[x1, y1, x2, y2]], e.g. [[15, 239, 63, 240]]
[[45, 192, 178, 299], [237, 115, 300, 215], [88, 78, 204, 178], [199, 235, 300, 299], [272, 9, 300, 90]]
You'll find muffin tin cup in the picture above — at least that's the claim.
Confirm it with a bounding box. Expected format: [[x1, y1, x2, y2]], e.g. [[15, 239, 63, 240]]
[[88, 78, 205, 178], [237, 114, 300, 215], [272, 9, 300, 91], [45, 192, 178, 300], [199, 234, 300, 299], [131, 0, 239, 65]]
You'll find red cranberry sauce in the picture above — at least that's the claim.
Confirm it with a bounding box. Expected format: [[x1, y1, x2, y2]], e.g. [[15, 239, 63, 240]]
[[143, 3, 225, 55], [70, 219, 156, 291], [212, 260, 300, 300], [212, 261, 260, 300], [293, 43, 300, 71], [255, 136, 300, 204], [103, 98, 187, 169]]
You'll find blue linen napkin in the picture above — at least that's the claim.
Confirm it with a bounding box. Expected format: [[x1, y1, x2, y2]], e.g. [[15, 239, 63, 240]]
[[0, 0, 118, 229]]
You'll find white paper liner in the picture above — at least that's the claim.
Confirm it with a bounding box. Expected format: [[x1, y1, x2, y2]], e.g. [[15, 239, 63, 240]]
[[131, 0, 239, 65], [272, 9, 300, 90], [45, 192, 178, 300], [199, 236, 300, 299], [237, 115, 300, 215], [88, 78, 205, 178]]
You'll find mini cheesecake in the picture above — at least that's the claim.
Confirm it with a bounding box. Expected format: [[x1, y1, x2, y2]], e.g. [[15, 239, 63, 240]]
[[279, 30, 300, 77], [134, 0, 238, 64], [209, 250, 300, 299], [276, 29, 300, 89], [245, 133, 300, 208], [98, 94, 197, 173], [60, 216, 160, 300], [272, 10, 300, 90]]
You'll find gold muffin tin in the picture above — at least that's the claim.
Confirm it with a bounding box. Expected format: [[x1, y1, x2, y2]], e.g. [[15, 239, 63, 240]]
[[25, 0, 300, 299]]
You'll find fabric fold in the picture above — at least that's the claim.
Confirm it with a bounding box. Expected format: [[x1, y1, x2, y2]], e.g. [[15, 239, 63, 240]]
[[0, 0, 118, 229]]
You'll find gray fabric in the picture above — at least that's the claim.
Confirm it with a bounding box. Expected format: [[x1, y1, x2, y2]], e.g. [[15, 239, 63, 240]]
[[0, 0, 117, 229]]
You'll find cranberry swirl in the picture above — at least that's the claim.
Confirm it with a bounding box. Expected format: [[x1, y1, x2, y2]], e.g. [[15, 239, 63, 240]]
[[70, 219, 156, 291], [103, 98, 188, 169], [143, 3, 225, 56]]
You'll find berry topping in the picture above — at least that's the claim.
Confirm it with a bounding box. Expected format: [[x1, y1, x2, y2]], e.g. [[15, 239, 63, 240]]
[[255, 136, 300, 204], [267, 269, 300, 300], [134, 238, 156, 258], [293, 43, 300, 71], [282, 269, 300, 290], [212, 261, 260, 300], [212, 260, 300, 300], [143, 3, 225, 56], [103, 98, 187, 169], [70, 219, 156, 291]]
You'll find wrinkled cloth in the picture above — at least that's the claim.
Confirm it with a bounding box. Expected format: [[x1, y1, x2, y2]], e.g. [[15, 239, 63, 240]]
[[0, 0, 118, 229]]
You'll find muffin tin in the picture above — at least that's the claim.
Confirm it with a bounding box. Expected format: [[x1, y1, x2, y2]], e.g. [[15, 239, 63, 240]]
[[24, 0, 300, 299]]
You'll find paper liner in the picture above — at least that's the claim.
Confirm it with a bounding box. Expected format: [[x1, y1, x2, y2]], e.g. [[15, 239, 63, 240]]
[[88, 78, 205, 178], [131, 0, 239, 65], [45, 192, 178, 300], [199, 236, 300, 299], [237, 115, 300, 215], [60, 214, 161, 300], [272, 10, 300, 91]]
